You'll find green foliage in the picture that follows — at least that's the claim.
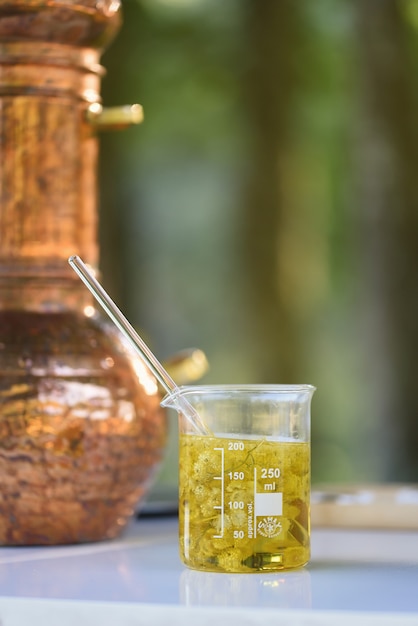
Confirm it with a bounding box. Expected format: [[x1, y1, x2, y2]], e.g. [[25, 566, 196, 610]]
[[99, 0, 418, 486]]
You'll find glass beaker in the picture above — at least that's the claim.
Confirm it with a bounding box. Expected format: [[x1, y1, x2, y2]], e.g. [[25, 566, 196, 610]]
[[162, 384, 315, 573]]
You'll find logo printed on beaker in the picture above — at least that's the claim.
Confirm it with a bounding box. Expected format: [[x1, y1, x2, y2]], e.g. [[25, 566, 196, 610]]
[[257, 517, 282, 538]]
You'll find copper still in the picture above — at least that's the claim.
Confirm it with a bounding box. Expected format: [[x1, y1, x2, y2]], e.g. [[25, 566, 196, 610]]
[[0, 0, 175, 545]]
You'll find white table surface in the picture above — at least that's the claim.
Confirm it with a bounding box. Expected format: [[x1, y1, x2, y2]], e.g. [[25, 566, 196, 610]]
[[0, 515, 417, 625]]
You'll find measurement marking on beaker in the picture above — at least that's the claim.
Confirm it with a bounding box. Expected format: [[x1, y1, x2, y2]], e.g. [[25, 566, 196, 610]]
[[253, 467, 283, 540], [254, 467, 257, 538], [213, 447, 224, 538], [264, 483, 276, 491]]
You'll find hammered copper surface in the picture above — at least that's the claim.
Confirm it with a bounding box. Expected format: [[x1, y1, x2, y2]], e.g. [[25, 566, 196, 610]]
[[0, 311, 167, 545], [0, 0, 121, 47]]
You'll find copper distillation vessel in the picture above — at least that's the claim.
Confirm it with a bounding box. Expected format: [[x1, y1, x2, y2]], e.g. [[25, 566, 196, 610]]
[[0, 0, 199, 545]]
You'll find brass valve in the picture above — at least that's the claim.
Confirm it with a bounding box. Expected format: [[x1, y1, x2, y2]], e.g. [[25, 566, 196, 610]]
[[87, 102, 144, 130], [162, 348, 209, 386]]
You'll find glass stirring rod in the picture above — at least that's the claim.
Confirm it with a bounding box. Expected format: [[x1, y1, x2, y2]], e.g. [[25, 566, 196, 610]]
[[68, 255, 210, 435]]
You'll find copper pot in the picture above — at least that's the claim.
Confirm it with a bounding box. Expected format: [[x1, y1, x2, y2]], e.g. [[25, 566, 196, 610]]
[[0, 0, 206, 545]]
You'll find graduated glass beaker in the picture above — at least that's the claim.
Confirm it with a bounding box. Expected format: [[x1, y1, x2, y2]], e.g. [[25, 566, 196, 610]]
[[162, 384, 315, 573]]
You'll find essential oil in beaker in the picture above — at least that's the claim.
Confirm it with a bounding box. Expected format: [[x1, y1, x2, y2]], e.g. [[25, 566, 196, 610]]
[[179, 434, 310, 573]]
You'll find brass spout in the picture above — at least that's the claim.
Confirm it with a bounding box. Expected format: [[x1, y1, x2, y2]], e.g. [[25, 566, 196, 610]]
[[87, 102, 144, 130], [163, 348, 209, 386]]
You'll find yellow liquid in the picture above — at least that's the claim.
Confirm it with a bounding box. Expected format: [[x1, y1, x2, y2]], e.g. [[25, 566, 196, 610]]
[[179, 434, 310, 572]]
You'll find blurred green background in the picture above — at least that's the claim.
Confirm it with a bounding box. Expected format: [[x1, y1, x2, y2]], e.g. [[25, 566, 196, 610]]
[[98, 0, 418, 487]]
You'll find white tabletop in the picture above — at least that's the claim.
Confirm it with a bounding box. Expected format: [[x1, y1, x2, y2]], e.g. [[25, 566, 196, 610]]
[[0, 516, 417, 625]]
